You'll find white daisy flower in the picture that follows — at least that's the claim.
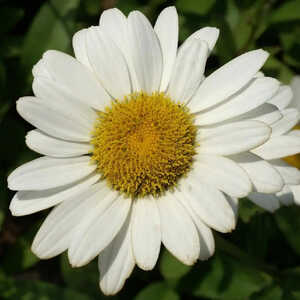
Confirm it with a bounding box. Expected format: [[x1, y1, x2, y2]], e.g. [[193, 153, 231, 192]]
[[247, 80, 300, 211], [7, 6, 296, 295]]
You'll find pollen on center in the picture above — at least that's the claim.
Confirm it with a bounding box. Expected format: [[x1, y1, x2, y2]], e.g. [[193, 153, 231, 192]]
[[90, 92, 197, 198]]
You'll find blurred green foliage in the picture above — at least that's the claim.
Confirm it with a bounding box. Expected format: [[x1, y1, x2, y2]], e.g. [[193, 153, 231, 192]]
[[0, 0, 300, 299]]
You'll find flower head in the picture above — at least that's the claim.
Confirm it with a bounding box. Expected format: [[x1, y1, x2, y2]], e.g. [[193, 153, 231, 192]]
[[7, 6, 300, 295]]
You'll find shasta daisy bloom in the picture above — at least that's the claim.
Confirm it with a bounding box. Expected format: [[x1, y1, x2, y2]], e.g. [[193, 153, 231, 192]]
[[246, 81, 300, 211], [7, 6, 293, 295]]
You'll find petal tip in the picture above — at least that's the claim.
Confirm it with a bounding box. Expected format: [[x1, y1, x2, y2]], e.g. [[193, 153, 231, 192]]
[[31, 243, 48, 260], [136, 261, 155, 271], [7, 176, 17, 191], [256, 48, 270, 61], [8, 201, 18, 216]]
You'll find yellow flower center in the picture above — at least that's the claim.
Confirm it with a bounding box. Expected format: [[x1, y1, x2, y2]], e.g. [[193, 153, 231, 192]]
[[91, 92, 197, 198]]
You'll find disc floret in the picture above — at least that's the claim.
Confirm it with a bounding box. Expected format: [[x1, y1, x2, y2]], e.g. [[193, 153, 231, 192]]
[[91, 92, 197, 198]]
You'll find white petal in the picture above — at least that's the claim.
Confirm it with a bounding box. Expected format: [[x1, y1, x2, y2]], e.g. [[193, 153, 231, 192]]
[[99, 212, 135, 295], [198, 120, 271, 156], [182, 27, 219, 52], [32, 77, 98, 126], [8, 156, 96, 191], [99, 8, 128, 48], [196, 77, 279, 125], [231, 152, 284, 193], [271, 108, 299, 137], [192, 154, 251, 197], [268, 85, 293, 110], [157, 193, 200, 265], [176, 196, 214, 260], [34, 50, 111, 110], [72, 29, 92, 70], [17, 97, 93, 142], [26, 130, 91, 158], [128, 11, 163, 93], [255, 71, 265, 78], [99, 8, 140, 92], [290, 185, 300, 205], [32, 58, 52, 79], [9, 172, 100, 216], [270, 159, 300, 185], [290, 76, 300, 112], [131, 197, 161, 270], [195, 220, 215, 261], [189, 49, 269, 112], [154, 6, 178, 91], [214, 103, 282, 126], [289, 130, 300, 138], [247, 103, 282, 125], [86, 26, 131, 99], [277, 185, 294, 206], [226, 196, 239, 220], [252, 133, 300, 160], [99, 9, 127, 51], [168, 39, 208, 103], [248, 192, 280, 212], [178, 178, 236, 233], [68, 194, 131, 267], [31, 183, 105, 259]]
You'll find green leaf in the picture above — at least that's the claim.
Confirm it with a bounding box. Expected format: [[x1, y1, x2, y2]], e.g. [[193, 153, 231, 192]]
[[178, 252, 271, 300], [159, 249, 191, 281], [21, 0, 80, 72], [134, 282, 179, 300], [282, 31, 300, 68], [281, 267, 300, 294], [284, 53, 300, 68], [215, 18, 237, 64], [263, 56, 294, 84], [233, 6, 257, 50], [274, 206, 300, 256], [285, 290, 300, 300], [280, 29, 300, 52], [176, 0, 216, 15], [291, 292, 300, 300], [83, 0, 102, 16], [270, 0, 300, 23], [243, 214, 277, 260], [250, 285, 283, 300], [225, 0, 240, 30], [233, 0, 269, 51], [239, 198, 265, 223], [0, 6, 24, 35], [0, 272, 16, 299], [2, 223, 40, 274], [60, 253, 102, 298], [0, 277, 92, 300]]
